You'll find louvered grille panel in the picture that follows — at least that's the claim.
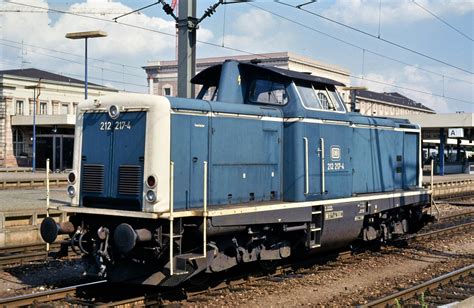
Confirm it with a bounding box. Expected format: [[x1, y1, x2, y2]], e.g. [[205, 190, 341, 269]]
[[82, 164, 104, 193], [119, 165, 142, 195]]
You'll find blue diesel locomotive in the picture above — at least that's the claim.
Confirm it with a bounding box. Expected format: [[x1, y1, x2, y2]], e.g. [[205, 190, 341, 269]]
[[40, 60, 430, 286]]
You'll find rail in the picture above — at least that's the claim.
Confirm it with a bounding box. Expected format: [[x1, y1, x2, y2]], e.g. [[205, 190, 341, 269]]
[[0, 281, 106, 307], [0, 243, 58, 267], [360, 265, 474, 308]]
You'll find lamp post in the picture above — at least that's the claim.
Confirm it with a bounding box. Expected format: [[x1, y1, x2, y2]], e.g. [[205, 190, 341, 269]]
[[25, 82, 42, 173], [65, 31, 107, 99]]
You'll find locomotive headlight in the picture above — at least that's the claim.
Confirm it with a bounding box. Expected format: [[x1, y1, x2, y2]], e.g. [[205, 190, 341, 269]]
[[145, 190, 157, 203], [67, 185, 76, 198], [67, 171, 76, 184], [108, 104, 120, 119]]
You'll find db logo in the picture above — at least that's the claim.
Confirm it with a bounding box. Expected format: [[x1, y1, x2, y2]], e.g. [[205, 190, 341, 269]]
[[330, 146, 341, 161]]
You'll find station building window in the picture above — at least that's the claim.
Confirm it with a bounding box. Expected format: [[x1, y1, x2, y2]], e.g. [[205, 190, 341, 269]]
[[15, 100, 24, 115], [162, 86, 172, 96], [12, 128, 26, 157], [39, 102, 47, 115], [61, 103, 69, 115]]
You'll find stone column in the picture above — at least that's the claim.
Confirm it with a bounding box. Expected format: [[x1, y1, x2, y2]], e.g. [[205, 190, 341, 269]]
[[148, 76, 154, 95], [4, 96, 18, 167]]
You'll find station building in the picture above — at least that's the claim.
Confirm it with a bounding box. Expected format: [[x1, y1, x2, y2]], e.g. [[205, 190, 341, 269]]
[[354, 90, 435, 117], [0, 68, 117, 169]]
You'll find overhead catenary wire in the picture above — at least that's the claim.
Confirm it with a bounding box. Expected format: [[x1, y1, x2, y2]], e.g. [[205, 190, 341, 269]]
[[276, 1, 473, 75], [0, 38, 144, 72], [350, 74, 472, 105], [412, 0, 473, 42], [0, 42, 145, 79], [248, 3, 473, 85], [10, 0, 472, 85], [5, 1, 472, 106], [0, 58, 148, 89], [7, 1, 271, 59]]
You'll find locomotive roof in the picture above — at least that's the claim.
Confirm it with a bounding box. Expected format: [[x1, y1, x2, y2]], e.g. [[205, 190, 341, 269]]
[[191, 60, 345, 87]]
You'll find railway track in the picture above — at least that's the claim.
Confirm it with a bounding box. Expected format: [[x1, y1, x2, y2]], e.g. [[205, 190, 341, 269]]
[[0, 243, 61, 268], [0, 280, 106, 307], [0, 213, 472, 306], [360, 264, 474, 308]]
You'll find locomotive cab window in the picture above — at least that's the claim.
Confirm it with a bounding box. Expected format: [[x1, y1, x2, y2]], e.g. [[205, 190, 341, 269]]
[[296, 82, 346, 112], [248, 79, 288, 105], [197, 85, 218, 101]]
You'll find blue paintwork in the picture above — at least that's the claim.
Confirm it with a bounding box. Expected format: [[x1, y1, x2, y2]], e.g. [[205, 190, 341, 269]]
[[80, 111, 146, 207], [168, 60, 420, 210], [78, 60, 420, 214]]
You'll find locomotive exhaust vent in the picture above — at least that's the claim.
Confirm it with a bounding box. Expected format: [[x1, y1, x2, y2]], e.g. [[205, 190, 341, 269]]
[[82, 164, 104, 193], [119, 165, 142, 195]]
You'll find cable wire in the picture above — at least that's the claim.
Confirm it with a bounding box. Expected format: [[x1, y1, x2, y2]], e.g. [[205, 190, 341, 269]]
[[412, 0, 473, 42], [0, 38, 143, 71], [276, 1, 473, 75], [0, 42, 145, 79], [248, 3, 473, 85], [5, 1, 472, 105], [1, 58, 148, 89]]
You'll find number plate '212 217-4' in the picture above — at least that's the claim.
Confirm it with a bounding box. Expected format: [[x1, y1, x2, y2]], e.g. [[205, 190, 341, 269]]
[[99, 121, 132, 131]]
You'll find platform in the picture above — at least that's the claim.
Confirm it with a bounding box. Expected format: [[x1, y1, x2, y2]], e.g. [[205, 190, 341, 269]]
[[0, 171, 67, 189], [422, 173, 474, 184], [0, 188, 69, 212]]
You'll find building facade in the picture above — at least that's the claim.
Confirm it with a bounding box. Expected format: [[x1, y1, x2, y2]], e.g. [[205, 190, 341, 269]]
[[354, 90, 435, 117], [0, 68, 117, 169]]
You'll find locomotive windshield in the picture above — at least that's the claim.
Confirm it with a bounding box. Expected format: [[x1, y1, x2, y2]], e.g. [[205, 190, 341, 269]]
[[296, 82, 346, 112], [197, 85, 218, 101], [248, 79, 289, 105]]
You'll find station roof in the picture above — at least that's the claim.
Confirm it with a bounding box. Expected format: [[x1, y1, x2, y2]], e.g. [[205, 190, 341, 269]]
[[405, 113, 474, 128], [0, 68, 103, 87], [357, 90, 434, 113]]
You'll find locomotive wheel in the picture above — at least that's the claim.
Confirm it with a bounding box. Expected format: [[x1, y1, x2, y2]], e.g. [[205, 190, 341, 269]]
[[188, 271, 210, 286], [258, 260, 277, 272]]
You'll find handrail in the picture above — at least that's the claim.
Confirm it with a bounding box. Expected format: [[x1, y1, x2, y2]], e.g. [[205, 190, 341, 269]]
[[169, 161, 174, 275], [303, 137, 309, 195], [46, 158, 50, 252], [203, 161, 208, 258], [320, 138, 325, 194]]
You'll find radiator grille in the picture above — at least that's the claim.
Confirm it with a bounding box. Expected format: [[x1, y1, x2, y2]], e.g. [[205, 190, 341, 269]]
[[82, 164, 104, 193], [119, 165, 142, 195]]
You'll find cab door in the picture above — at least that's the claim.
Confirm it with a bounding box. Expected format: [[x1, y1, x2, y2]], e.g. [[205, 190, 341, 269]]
[[188, 116, 209, 209], [304, 123, 322, 197]]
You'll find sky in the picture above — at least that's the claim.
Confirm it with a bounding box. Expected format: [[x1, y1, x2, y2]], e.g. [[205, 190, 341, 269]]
[[1, 0, 473, 113]]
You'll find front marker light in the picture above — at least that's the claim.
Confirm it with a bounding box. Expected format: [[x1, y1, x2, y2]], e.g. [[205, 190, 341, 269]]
[[67, 185, 76, 198], [109, 104, 120, 119], [146, 175, 157, 188], [67, 171, 76, 184], [145, 190, 157, 203]]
